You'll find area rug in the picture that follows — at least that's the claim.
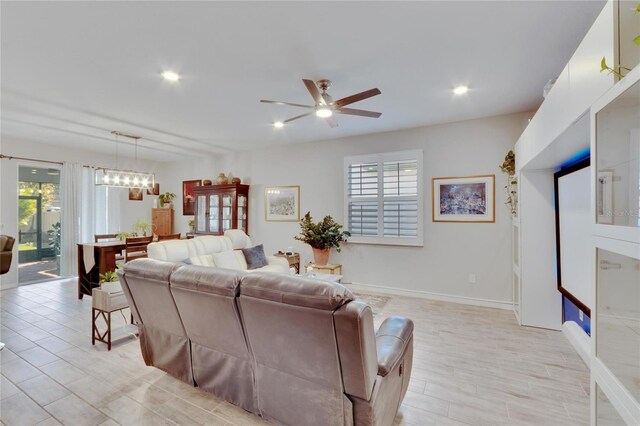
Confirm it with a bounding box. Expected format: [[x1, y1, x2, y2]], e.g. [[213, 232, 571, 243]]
[[353, 292, 391, 317]]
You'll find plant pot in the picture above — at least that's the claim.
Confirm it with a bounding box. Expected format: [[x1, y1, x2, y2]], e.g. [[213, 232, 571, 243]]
[[312, 248, 330, 265]]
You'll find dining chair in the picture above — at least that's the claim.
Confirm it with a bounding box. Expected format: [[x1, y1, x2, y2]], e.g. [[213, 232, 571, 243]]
[[95, 234, 119, 243], [125, 236, 154, 262], [157, 233, 181, 241]]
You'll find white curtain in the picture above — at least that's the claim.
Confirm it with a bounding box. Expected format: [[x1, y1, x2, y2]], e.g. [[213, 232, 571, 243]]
[[80, 167, 96, 244], [60, 162, 82, 277], [106, 187, 121, 233]]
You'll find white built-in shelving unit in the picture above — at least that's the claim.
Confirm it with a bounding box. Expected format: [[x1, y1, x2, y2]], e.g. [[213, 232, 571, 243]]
[[514, 1, 640, 422], [512, 217, 521, 324], [590, 65, 640, 426]]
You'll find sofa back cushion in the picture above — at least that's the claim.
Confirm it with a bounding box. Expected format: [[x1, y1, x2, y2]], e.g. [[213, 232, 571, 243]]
[[170, 266, 258, 413], [238, 273, 354, 425], [241, 272, 354, 310], [147, 235, 233, 262], [191, 235, 234, 255], [224, 229, 252, 249], [119, 259, 193, 384]]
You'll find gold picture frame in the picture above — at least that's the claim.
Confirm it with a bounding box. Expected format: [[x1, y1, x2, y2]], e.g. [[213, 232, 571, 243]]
[[432, 175, 495, 223], [265, 186, 300, 222]]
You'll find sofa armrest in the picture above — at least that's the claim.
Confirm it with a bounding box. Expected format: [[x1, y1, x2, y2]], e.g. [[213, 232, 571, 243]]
[[265, 256, 292, 274], [376, 316, 413, 377]]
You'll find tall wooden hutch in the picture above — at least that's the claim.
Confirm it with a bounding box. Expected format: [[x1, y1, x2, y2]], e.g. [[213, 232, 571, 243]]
[[193, 183, 249, 235]]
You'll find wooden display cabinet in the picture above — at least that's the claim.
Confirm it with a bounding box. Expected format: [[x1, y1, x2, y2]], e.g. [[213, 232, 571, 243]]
[[152, 208, 174, 236], [194, 183, 249, 235]]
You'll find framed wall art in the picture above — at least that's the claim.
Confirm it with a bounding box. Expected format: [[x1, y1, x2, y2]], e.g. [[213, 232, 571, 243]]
[[183, 179, 201, 215], [146, 183, 160, 196], [128, 187, 143, 201], [265, 186, 300, 221], [432, 175, 495, 223]]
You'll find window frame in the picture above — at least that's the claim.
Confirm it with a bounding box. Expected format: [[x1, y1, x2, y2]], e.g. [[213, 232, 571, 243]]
[[344, 149, 424, 246]]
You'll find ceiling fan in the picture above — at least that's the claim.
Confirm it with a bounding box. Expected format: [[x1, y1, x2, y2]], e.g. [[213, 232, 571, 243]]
[[261, 79, 382, 128]]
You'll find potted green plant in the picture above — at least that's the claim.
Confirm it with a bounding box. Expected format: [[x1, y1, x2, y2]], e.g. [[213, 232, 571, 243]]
[[47, 221, 61, 268], [132, 220, 150, 236], [99, 270, 119, 285], [99, 264, 123, 292], [499, 150, 518, 217], [188, 219, 196, 233], [117, 231, 134, 241], [294, 212, 350, 265], [158, 192, 176, 208]]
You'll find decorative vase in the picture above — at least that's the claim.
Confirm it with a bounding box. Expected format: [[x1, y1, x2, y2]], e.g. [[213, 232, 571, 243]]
[[231, 177, 241, 185], [312, 248, 330, 265], [203, 179, 212, 186], [217, 173, 228, 185]]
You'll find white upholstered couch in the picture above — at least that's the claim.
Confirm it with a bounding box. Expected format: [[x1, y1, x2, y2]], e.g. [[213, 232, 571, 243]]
[[146, 230, 291, 274]]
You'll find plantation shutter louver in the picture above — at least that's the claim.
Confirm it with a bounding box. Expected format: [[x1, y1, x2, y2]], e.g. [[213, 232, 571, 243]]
[[345, 150, 423, 246], [383, 160, 418, 237], [347, 162, 379, 236]]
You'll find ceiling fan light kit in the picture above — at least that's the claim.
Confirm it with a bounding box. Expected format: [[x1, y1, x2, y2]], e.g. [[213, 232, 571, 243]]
[[261, 78, 382, 127], [315, 107, 332, 118]]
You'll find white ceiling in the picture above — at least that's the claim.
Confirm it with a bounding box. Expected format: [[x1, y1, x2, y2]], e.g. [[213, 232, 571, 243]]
[[1, 1, 606, 161]]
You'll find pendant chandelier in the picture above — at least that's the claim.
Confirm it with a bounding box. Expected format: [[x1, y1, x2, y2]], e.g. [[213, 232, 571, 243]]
[[95, 131, 155, 189]]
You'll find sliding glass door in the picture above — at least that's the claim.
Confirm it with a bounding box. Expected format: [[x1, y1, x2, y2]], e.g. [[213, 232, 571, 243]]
[[18, 166, 62, 284]]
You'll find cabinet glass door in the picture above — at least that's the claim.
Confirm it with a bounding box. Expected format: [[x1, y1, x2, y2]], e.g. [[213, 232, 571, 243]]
[[209, 195, 220, 234], [596, 79, 640, 227], [196, 195, 207, 232], [596, 248, 640, 401], [237, 194, 247, 233], [222, 194, 233, 232]]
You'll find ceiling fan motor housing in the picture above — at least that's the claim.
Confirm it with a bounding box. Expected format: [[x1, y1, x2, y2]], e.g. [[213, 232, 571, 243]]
[[317, 79, 332, 91]]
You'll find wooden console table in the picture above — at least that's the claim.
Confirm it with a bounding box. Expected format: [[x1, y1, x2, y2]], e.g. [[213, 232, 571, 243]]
[[77, 241, 125, 299]]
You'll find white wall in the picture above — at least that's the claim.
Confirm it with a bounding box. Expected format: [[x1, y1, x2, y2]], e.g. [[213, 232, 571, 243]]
[[193, 112, 529, 306], [0, 137, 160, 287]]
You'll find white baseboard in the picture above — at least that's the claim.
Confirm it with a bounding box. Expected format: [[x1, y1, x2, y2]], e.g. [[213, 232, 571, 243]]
[[346, 281, 514, 311], [562, 321, 591, 367], [0, 281, 18, 291]]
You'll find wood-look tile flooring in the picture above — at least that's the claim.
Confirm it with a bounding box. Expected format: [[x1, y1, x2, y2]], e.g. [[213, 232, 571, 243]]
[[0, 279, 589, 425]]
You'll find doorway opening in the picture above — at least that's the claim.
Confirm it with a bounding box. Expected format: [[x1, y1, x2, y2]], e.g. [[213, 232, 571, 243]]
[[18, 166, 62, 284]]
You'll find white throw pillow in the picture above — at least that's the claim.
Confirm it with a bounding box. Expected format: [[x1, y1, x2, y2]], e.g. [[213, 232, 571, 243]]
[[212, 250, 243, 270]]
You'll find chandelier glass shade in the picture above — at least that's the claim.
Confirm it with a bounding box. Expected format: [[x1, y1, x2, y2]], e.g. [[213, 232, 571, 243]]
[[95, 168, 155, 189], [95, 131, 155, 189]]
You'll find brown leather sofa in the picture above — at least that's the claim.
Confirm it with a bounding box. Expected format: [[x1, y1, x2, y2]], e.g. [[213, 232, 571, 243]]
[[0, 235, 15, 275], [119, 259, 413, 426]]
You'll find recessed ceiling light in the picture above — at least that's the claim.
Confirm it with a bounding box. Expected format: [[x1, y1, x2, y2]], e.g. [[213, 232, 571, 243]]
[[315, 108, 333, 118], [161, 71, 181, 82], [453, 85, 469, 95], [31, 169, 37, 174], [273, 121, 284, 128]]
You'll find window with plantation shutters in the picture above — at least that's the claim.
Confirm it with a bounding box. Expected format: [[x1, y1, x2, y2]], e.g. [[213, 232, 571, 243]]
[[345, 150, 423, 246]]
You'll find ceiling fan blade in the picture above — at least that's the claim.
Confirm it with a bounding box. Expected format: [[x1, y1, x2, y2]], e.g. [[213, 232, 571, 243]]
[[335, 108, 382, 118], [260, 100, 314, 109], [303, 79, 324, 105], [334, 88, 381, 108], [284, 112, 313, 123], [325, 116, 338, 128]]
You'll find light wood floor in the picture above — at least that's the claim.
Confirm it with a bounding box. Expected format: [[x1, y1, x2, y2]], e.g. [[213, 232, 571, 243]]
[[0, 278, 589, 425]]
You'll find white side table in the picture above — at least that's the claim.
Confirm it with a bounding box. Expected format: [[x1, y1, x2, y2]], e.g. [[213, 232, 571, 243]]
[[92, 281, 135, 350]]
